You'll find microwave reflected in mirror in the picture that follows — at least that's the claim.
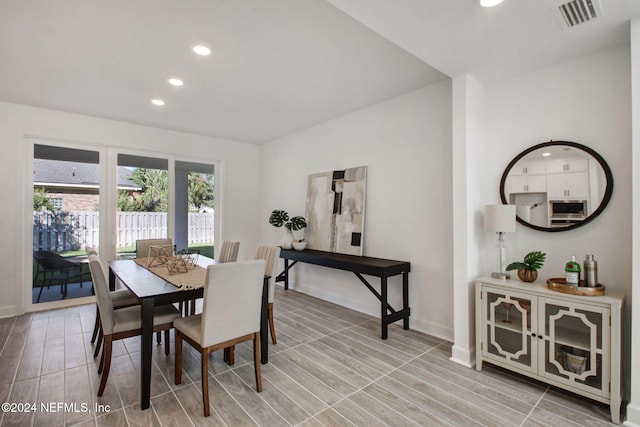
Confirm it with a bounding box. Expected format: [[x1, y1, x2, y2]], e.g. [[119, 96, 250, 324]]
[[500, 141, 613, 232]]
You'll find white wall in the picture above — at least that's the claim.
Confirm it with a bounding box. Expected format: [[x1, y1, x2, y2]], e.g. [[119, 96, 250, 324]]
[[451, 74, 487, 366], [628, 18, 640, 427], [260, 81, 454, 340], [0, 101, 262, 317], [482, 45, 631, 298], [481, 45, 633, 393]]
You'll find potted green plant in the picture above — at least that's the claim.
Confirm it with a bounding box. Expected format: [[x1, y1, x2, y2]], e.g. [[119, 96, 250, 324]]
[[269, 210, 307, 249], [506, 251, 546, 282]]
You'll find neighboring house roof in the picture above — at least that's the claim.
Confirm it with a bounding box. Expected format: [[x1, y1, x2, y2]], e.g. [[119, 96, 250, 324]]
[[33, 159, 140, 190]]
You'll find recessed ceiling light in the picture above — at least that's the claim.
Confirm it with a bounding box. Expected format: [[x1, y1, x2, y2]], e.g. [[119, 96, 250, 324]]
[[151, 99, 165, 106], [168, 78, 184, 86], [480, 0, 504, 7], [542, 152, 551, 157], [192, 45, 211, 56]]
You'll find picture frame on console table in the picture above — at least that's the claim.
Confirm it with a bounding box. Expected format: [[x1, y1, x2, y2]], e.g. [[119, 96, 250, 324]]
[[304, 165, 367, 255]]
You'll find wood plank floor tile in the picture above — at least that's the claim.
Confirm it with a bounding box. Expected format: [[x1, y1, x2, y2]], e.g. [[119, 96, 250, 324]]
[[34, 371, 65, 427], [215, 370, 288, 426], [281, 347, 360, 395], [243, 361, 328, 416], [15, 340, 44, 381], [95, 408, 127, 427], [46, 316, 65, 340], [27, 318, 48, 343], [129, 351, 171, 398], [41, 337, 65, 375], [150, 391, 192, 427], [532, 396, 616, 426], [123, 403, 162, 427], [65, 333, 88, 369], [233, 363, 313, 425], [303, 338, 385, 381], [309, 406, 356, 426], [374, 376, 486, 427], [0, 289, 623, 426], [391, 364, 526, 426], [342, 390, 421, 427], [3, 377, 38, 427], [318, 332, 404, 371], [64, 365, 95, 426], [173, 383, 227, 427], [332, 396, 403, 427], [0, 317, 16, 351], [294, 343, 371, 389], [407, 356, 535, 415], [204, 375, 258, 426], [0, 341, 24, 385]]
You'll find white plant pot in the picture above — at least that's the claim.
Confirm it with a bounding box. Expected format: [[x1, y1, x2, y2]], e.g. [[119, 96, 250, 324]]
[[291, 228, 305, 242], [281, 228, 293, 249]]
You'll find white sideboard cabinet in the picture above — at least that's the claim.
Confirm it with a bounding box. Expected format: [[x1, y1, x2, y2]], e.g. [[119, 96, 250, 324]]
[[475, 277, 624, 423]]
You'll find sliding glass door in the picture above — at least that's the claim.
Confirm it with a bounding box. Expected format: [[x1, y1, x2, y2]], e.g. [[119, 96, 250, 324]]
[[32, 144, 99, 304], [115, 154, 169, 259], [27, 142, 216, 309], [175, 161, 215, 258]]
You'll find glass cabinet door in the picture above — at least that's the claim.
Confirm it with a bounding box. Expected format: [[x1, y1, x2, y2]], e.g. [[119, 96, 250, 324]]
[[481, 288, 537, 374], [539, 297, 609, 397]]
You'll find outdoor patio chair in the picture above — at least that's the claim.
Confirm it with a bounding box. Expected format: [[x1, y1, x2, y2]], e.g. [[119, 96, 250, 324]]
[[33, 250, 88, 303]]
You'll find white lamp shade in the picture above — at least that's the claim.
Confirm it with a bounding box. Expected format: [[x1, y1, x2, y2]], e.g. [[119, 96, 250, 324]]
[[484, 204, 516, 233]]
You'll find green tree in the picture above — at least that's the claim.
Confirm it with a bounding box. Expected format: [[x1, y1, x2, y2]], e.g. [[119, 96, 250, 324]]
[[33, 187, 54, 211], [117, 168, 168, 212], [188, 173, 214, 211]]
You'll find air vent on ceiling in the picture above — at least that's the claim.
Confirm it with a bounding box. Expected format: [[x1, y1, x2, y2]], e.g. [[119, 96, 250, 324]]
[[557, 0, 602, 29]]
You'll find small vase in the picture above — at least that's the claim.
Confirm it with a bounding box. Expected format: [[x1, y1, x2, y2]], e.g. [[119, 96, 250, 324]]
[[281, 228, 293, 249], [291, 228, 305, 242], [518, 269, 538, 282]]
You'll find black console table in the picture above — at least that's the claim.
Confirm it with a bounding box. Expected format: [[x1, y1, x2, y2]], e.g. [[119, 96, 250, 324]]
[[276, 248, 410, 339]]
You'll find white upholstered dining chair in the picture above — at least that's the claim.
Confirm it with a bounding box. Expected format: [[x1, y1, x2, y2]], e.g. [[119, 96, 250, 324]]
[[255, 245, 281, 344], [174, 259, 265, 417], [218, 240, 240, 263], [87, 247, 140, 358], [182, 240, 240, 316], [135, 238, 174, 341], [135, 238, 174, 258], [88, 254, 181, 396]]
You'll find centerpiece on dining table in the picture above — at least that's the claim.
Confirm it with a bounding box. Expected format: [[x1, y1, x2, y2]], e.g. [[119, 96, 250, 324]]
[[145, 245, 200, 275]]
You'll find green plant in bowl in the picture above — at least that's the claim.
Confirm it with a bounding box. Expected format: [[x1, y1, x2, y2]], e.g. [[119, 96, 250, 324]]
[[506, 251, 546, 282]]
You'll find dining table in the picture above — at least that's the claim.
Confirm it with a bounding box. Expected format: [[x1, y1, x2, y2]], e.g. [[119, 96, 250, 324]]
[[108, 255, 269, 410]]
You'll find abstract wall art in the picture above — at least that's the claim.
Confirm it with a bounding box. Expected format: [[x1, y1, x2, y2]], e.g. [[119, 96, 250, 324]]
[[305, 166, 367, 255]]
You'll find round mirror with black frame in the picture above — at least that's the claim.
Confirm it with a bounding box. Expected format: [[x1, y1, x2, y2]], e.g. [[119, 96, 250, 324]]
[[500, 141, 613, 232]]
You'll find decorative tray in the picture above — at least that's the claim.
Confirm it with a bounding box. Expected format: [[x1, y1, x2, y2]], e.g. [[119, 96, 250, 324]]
[[546, 278, 605, 296]]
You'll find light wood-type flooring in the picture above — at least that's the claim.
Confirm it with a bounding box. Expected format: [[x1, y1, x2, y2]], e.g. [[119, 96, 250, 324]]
[[0, 287, 618, 426]]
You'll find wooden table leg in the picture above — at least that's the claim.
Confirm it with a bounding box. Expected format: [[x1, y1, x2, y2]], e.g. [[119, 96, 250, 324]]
[[260, 277, 268, 364], [403, 271, 410, 330], [140, 298, 154, 410], [381, 276, 388, 340]]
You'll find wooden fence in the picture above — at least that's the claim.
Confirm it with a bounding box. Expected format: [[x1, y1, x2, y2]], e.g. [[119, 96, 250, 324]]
[[33, 211, 214, 252]]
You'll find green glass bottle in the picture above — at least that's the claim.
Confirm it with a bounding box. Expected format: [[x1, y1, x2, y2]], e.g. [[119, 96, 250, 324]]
[[565, 255, 581, 286]]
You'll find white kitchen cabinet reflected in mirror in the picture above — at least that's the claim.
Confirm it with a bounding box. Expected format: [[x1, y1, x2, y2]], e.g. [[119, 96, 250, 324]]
[[500, 141, 613, 232]]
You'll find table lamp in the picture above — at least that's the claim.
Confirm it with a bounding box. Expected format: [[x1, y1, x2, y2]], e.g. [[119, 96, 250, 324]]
[[484, 204, 516, 279]]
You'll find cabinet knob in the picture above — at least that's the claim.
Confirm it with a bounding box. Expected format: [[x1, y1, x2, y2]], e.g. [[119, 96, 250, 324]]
[[531, 333, 537, 338]]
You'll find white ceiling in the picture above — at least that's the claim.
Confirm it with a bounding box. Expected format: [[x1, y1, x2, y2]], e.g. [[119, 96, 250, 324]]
[[1, 0, 639, 143]]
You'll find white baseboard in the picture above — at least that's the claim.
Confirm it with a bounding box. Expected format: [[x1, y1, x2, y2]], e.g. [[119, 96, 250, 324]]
[[0, 305, 18, 319], [625, 403, 640, 426], [282, 281, 454, 342], [449, 344, 474, 368]]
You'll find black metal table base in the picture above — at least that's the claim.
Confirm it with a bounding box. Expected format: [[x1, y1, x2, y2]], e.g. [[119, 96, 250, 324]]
[[276, 249, 410, 339]]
